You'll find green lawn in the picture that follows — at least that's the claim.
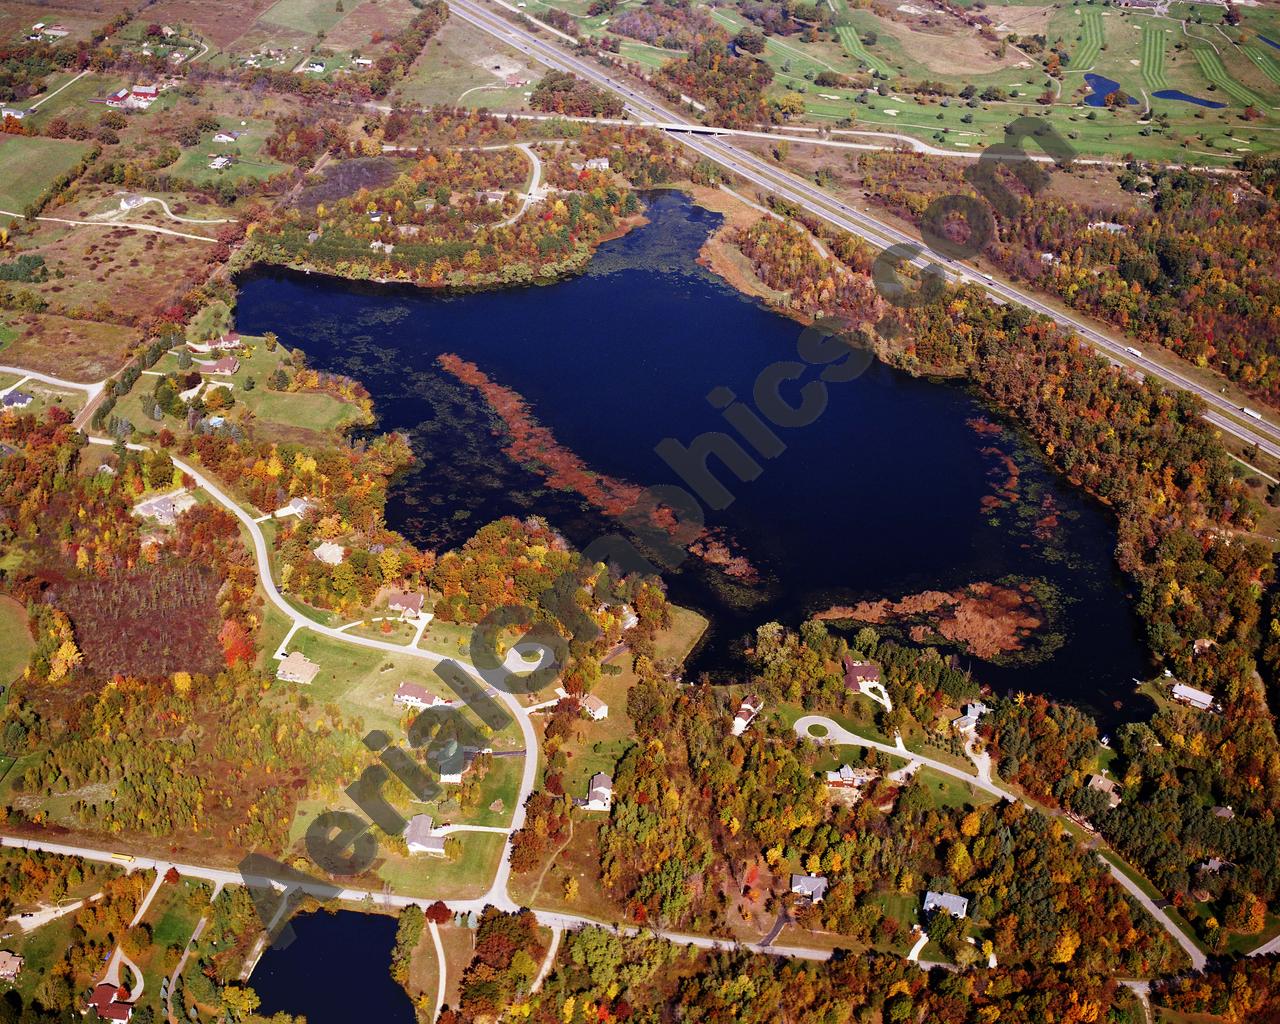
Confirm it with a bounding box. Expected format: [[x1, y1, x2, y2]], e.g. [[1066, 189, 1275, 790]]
[[117, 339, 366, 440], [375, 831, 505, 899], [0, 136, 92, 211], [1141, 24, 1171, 92], [1070, 8, 1105, 72], [0, 596, 32, 686], [169, 119, 287, 187], [913, 767, 997, 810], [281, 629, 522, 748], [1192, 46, 1268, 108]]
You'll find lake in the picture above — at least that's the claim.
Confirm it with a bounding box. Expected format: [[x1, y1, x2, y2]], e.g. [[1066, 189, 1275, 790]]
[[1084, 73, 1138, 108], [1153, 89, 1227, 109], [251, 910, 415, 1023], [236, 190, 1150, 723]]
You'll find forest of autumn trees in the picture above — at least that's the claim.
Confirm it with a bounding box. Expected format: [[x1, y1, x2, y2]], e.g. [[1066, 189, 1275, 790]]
[[853, 151, 1280, 406]]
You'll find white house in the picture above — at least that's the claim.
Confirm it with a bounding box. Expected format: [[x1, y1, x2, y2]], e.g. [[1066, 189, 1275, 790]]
[[1172, 683, 1215, 712], [404, 814, 447, 856], [731, 695, 763, 737], [580, 694, 609, 721], [581, 772, 613, 812], [1, 108, 26, 121], [790, 874, 828, 902], [313, 541, 346, 566], [952, 701, 991, 732], [924, 890, 969, 919]]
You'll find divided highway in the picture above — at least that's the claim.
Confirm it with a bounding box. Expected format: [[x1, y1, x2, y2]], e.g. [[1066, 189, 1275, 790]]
[[448, 0, 1280, 460]]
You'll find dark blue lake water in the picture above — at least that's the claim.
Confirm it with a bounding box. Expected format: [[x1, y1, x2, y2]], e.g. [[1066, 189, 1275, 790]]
[[1260, 34, 1280, 51], [251, 910, 414, 1024], [236, 190, 1150, 722], [1153, 88, 1227, 109], [1084, 73, 1138, 107]]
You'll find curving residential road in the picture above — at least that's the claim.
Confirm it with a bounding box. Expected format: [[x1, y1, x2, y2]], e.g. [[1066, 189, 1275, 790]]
[[85, 435, 540, 915], [793, 716, 1209, 970]]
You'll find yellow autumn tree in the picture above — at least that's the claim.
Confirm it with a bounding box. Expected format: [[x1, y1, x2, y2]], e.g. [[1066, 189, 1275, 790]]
[[1051, 926, 1080, 963], [48, 640, 82, 682]]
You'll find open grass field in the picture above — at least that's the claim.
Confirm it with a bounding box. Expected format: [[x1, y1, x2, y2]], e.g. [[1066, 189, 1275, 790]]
[[393, 17, 538, 108], [259, 0, 367, 37], [835, 22, 893, 78], [0, 596, 32, 686], [324, 0, 420, 55], [0, 136, 91, 212], [20, 72, 117, 132], [140, 0, 279, 48], [279, 628, 524, 750], [22, 221, 215, 322], [0, 312, 136, 382], [1069, 7, 1104, 71], [169, 117, 287, 186], [1192, 45, 1268, 108]]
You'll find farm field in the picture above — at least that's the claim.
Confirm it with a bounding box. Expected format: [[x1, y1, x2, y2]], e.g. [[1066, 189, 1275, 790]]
[[258, 0, 369, 37], [20, 221, 216, 321], [0, 136, 92, 211]]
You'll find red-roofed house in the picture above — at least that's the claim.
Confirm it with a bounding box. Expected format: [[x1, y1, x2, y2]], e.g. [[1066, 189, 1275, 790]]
[[86, 982, 133, 1021]]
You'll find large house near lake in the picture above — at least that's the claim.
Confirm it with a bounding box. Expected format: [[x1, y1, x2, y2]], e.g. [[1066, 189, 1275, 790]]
[[843, 655, 893, 711], [1171, 683, 1216, 712], [1087, 774, 1122, 809], [731, 695, 763, 737]]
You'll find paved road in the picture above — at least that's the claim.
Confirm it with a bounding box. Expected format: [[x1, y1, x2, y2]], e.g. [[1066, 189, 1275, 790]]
[[0, 364, 105, 430], [447, 0, 1280, 461], [428, 920, 448, 1017], [793, 716, 1209, 970]]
